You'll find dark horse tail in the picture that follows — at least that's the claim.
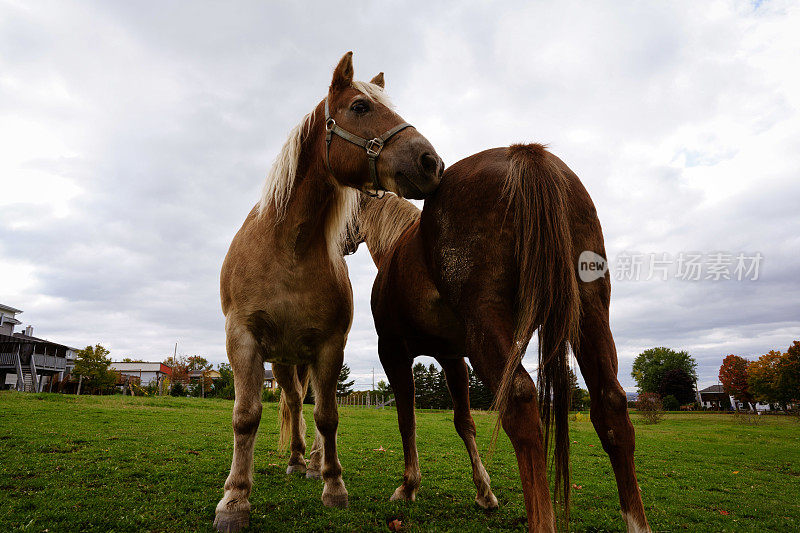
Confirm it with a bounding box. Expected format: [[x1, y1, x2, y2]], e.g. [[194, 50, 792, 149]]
[[496, 143, 581, 526]]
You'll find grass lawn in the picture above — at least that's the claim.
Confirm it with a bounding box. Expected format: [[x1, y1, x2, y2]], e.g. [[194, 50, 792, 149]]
[[0, 393, 798, 532]]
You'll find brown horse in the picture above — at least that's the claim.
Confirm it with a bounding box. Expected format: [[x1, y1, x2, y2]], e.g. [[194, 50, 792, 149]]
[[349, 144, 650, 532], [214, 52, 443, 532]]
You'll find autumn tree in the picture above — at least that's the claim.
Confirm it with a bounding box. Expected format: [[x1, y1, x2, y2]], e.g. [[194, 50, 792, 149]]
[[719, 355, 754, 411], [748, 343, 800, 411], [74, 344, 117, 394], [163, 355, 190, 384], [631, 347, 697, 394], [748, 350, 784, 409], [781, 341, 800, 407]]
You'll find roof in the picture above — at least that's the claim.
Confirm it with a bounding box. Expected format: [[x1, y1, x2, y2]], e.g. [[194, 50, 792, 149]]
[[0, 304, 23, 314], [189, 369, 222, 379], [11, 333, 80, 351], [111, 362, 171, 374], [699, 384, 726, 394]]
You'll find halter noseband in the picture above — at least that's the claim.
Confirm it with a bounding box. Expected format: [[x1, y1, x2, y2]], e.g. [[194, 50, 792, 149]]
[[324, 97, 413, 198]]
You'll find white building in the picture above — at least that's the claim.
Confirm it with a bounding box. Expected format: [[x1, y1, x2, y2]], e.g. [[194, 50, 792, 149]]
[[110, 362, 172, 386]]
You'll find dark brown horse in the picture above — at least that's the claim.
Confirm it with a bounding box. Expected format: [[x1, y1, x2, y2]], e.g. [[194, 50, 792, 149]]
[[350, 144, 650, 532], [214, 52, 442, 532]]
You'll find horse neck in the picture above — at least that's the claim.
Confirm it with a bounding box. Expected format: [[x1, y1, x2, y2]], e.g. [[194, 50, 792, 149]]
[[359, 194, 420, 265], [279, 137, 357, 262]]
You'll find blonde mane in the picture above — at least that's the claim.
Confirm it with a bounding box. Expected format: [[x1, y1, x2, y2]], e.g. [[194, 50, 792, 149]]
[[359, 193, 421, 257], [257, 80, 394, 258]]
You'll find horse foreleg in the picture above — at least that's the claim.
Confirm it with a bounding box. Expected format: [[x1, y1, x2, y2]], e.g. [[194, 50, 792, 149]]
[[465, 307, 555, 533], [273, 363, 308, 474], [379, 336, 419, 501], [576, 288, 650, 533], [311, 340, 348, 508], [439, 357, 498, 509], [215, 322, 264, 532]]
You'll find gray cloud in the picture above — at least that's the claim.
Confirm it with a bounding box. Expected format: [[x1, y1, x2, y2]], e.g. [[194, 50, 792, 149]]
[[1, 1, 798, 392]]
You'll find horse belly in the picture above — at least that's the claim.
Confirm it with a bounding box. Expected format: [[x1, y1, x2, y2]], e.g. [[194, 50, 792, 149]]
[[245, 308, 340, 366]]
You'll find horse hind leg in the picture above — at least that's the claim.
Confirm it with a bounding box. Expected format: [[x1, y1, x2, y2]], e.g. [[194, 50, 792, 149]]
[[273, 363, 309, 474], [214, 320, 265, 532], [439, 357, 498, 510], [378, 336, 420, 502], [575, 285, 651, 533], [463, 304, 555, 533]]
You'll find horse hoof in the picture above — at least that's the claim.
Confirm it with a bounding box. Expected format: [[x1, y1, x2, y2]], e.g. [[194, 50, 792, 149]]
[[322, 489, 349, 508], [213, 510, 249, 532], [306, 469, 322, 480], [475, 491, 499, 510], [286, 464, 307, 475], [389, 485, 416, 502]]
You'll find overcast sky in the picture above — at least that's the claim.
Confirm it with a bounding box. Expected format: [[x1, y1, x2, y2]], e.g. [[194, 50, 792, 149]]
[[1, 0, 798, 392]]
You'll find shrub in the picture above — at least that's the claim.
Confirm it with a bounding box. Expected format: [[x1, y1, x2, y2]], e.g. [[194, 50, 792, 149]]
[[170, 382, 186, 397], [636, 392, 664, 424], [262, 388, 281, 403], [662, 395, 679, 411]]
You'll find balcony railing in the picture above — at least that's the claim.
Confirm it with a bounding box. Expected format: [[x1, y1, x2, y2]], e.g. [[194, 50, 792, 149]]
[[0, 352, 66, 370], [34, 354, 66, 371]]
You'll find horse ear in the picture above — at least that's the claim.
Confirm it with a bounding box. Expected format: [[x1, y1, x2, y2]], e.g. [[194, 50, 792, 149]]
[[331, 51, 354, 91], [370, 72, 385, 88]]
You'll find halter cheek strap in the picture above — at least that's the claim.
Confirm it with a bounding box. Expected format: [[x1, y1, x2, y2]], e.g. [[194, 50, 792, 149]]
[[324, 98, 413, 198]]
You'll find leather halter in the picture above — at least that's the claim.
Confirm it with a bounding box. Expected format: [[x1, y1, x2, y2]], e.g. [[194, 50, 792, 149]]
[[324, 97, 413, 198]]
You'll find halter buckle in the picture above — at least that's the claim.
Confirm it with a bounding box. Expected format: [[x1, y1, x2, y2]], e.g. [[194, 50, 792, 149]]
[[325, 118, 336, 132], [365, 138, 384, 157]]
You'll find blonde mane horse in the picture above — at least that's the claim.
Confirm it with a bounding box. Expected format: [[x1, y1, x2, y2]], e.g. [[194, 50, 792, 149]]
[[214, 52, 443, 532]]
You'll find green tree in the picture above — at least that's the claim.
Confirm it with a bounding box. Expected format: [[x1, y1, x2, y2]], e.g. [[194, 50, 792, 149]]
[[658, 368, 696, 405], [376, 379, 393, 396], [467, 364, 493, 410], [337, 364, 355, 397], [568, 368, 588, 411], [186, 355, 210, 371], [210, 363, 234, 399], [74, 344, 117, 394], [631, 347, 697, 394]]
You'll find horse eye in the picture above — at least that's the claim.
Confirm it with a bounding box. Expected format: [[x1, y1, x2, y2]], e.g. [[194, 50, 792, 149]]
[[350, 100, 370, 114]]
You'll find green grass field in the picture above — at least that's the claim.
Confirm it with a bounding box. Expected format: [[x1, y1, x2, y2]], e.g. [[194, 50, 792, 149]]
[[0, 393, 798, 532]]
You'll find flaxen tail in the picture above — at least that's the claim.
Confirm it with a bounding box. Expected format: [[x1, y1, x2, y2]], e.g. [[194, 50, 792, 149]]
[[278, 364, 310, 450], [495, 143, 581, 527]]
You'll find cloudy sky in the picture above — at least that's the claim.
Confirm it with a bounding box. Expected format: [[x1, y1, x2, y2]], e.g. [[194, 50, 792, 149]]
[[1, 0, 798, 392]]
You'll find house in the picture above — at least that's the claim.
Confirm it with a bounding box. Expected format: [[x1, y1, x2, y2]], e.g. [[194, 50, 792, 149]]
[[189, 369, 222, 381], [697, 384, 771, 411], [697, 385, 729, 409], [265, 367, 277, 389], [0, 304, 23, 336], [0, 332, 78, 392], [110, 362, 172, 387], [0, 304, 80, 392]]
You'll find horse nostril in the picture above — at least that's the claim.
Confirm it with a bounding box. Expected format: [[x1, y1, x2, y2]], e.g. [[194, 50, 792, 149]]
[[420, 153, 439, 175]]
